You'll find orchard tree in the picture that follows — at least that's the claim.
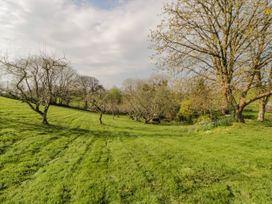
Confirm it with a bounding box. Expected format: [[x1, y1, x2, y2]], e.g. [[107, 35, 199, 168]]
[[122, 77, 178, 123], [151, 0, 272, 122], [122, 79, 145, 121], [107, 87, 122, 118], [0, 68, 4, 95], [53, 66, 78, 106], [77, 75, 103, 110], [1, 54, 68, 124], [89, 88, 108, 125]]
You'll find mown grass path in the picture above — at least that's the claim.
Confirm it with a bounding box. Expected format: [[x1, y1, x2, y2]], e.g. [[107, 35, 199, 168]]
[[0, 97, 272, 203]]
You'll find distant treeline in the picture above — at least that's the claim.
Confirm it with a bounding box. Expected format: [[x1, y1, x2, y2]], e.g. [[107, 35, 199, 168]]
[[1, 0, 272, 125]]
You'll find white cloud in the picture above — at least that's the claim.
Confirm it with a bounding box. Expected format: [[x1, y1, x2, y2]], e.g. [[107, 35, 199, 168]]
[[0, 0, 167, 87]]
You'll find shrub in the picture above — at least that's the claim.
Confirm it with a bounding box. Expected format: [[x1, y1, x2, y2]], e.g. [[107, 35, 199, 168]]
[[194, 115, 212, 125], [199, 116, 234, 131], [178, 99, 196, 122]]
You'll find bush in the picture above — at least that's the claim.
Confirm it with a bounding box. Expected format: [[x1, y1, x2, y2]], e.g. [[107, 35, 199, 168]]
[[199, 116, 234, 131], [214, 116, 234, 127], [178, 99, 196, 123], [194, 115, 212, 125]]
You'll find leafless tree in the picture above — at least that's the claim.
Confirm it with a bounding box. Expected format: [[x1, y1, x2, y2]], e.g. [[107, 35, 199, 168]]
[[1, 54, 68, 124], [151, 0, 272, 122], [122, 77, 178, 123], [0, 65, 6, 95], [88, 88, 107, 125], [107, 87, 122, 119], [53, 66, 78, 106], [76, 75, 103, 110]]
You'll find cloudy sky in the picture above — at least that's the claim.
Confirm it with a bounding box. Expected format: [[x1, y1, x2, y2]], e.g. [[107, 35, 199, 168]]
[[0, 0, 168, 87]]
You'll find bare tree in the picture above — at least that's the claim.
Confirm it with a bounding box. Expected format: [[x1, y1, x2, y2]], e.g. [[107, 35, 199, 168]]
[[76, 75, 103, 110], [107, 87, 122, 119], [1, 54, 68, 124], [151, 0, 272, 122], [0, 65, 6, 95], [53, 66, 78, 106], [122, 77, 178, 123], [89, 88, 107, 125], [0, 71, 4, 95]]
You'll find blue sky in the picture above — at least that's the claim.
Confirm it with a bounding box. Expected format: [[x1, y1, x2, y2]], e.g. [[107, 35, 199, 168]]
[[88, 0, 124, 9], [73, 0, 125, 9], [0, 0, 168, 87]]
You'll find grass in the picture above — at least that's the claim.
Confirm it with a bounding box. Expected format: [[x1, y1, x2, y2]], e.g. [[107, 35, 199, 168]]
[[0, 96, 272, 203]]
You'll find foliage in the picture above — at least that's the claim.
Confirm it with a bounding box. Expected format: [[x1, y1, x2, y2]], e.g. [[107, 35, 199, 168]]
[[178, 77, 224, 123], [194, 115, 213, 125], [151, 0, 272, 122], [178, 99, 195, 122]]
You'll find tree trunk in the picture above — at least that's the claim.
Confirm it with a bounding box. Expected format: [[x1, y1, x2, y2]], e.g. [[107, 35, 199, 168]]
[[42, 105, 50, 125], [223, 83, 234, 114], [84, 100, 88, 110], [42, 115, 49, 125], [112, 111, 115, 119], [99, 112, 103, 125], [235, 106, 245, 123], [257, 97, 269, 122], [42, 111, 49, 125]]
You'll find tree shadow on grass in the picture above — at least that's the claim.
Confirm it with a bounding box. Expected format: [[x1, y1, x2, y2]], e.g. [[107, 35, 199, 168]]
[[0, 117, 140, 139], [0, 116, 189, 141]]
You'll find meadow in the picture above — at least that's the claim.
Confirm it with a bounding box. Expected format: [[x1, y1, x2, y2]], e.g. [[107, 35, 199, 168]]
[[0, 96, 272, 203]]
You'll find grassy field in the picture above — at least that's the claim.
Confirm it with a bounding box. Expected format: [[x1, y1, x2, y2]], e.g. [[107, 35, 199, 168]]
[[0, 97, 272, 203]]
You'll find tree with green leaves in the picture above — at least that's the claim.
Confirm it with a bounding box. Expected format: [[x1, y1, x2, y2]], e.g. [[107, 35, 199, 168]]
[[151, 0, 272, 122]]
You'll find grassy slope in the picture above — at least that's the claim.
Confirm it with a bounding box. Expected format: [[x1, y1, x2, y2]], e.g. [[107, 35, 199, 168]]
[[0, 97, 272, 204]]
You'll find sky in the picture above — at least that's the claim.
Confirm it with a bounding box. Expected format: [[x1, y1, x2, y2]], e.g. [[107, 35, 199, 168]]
[[0, 0, 169, 87]]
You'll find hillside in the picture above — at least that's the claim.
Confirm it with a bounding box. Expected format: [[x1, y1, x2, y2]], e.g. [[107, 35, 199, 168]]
[[0, 97, 272, 203]]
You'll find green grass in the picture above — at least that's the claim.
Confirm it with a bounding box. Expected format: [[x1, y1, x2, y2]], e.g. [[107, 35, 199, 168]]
[[0, 97, 272, 203]]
